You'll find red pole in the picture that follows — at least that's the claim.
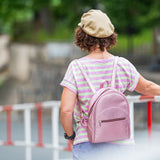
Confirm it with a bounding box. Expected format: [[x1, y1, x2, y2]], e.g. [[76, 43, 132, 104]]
[[35, 103, 43, 147], [3, 106, 13, 145], [147, 101, 152, 141], [64, 140, 72, 151]]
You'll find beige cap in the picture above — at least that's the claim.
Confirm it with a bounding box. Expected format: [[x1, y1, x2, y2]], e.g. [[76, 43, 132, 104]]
[[78, 9, 114, 38]]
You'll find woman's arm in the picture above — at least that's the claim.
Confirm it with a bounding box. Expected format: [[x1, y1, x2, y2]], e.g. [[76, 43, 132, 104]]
[[135, 75, 160, 95], [60, 87, 77, 142]]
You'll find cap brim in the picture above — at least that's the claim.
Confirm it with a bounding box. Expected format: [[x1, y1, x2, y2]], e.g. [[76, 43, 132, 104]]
[[78, 22, 81, 27]]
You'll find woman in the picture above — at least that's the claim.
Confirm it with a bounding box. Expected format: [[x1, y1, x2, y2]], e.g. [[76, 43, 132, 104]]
[[60, 9, 160, 160]]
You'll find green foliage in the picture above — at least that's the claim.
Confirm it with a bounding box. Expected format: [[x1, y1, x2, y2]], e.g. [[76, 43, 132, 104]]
[[112, 29, 152, 55], [0, 0, 160, 42], [104, 0, 157, 34], [51, 0, 61, 7], [0, 0, 33, 34], [51, 22, 74, 41], [34, 25, 73, 42], [13, 22, 73, 43]]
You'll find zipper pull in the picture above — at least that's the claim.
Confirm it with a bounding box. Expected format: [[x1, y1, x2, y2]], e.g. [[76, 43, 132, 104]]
[[99, 120, 102, 127]]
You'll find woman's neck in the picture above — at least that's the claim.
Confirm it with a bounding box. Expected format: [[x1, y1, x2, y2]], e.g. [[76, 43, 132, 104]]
[[87, 49, 113, 59]]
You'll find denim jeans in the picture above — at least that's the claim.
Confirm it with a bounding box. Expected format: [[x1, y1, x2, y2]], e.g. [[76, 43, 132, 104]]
[[73, 142, 135, 160]]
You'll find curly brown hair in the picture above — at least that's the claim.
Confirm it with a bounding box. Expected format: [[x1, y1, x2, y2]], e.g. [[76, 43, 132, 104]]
[[74, 27, 117, 52]]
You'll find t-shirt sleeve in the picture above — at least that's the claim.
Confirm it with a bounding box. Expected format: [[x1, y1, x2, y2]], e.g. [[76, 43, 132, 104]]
[[60, 61, 77, 94], [124, 59, 140, 92], [119, 58, 140, 92]]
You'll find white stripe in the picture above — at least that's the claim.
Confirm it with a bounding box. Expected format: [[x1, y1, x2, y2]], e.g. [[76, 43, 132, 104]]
[[0, 101, 60, 112]]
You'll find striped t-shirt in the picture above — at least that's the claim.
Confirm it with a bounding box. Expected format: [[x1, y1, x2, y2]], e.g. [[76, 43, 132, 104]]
[[60, 56, 140, 145]]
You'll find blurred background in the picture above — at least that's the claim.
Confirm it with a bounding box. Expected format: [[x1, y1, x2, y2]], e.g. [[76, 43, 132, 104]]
[[0, 0, 160, 160], [0, 0, 160, 128]]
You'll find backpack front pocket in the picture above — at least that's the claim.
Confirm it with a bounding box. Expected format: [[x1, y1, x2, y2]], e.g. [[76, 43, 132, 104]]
[[94, 107, 130, 143], [99, 117, 126, 126]]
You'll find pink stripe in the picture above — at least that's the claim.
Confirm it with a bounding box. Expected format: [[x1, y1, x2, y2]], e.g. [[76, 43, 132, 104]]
[[68, 75, 75, 82], [130, 74, 140, 91], [60, 83, 77, 94], [76, 125, 88, 131], [74, 139, 89, 145], [73, 64, 114, 70], [77, 79, 129, 88], [74, 118, 80, 122], [76, 73, 132, 84], [76, 70, 112, 77], [118, 73, 129, 77], [115, 79, 129, 83], [77, 76, 111, 82], [78, 84, 126, 93], [77, 72, 131, 83], [74, 109, 88, 119], [78, 94, 93, 99], [74, 63, 133, 72], [77, 125, 85, 129], [78, 87, 125, 95], [74, 111, 80, 118], [80, 57, 114, 62], [76, 135, 88, 139], [77, 84, 128, 94], [78, 88, 92, 94], [77, 83, 89, 88], [77, 129, 87, 134]]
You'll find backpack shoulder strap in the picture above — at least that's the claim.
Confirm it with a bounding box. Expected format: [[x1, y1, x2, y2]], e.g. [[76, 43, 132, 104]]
[[76, 60, 96, 93], [111, 56, 119, 88]]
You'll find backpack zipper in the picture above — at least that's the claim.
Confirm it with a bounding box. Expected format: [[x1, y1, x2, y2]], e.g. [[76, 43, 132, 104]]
[[99, 117, 126, 126]]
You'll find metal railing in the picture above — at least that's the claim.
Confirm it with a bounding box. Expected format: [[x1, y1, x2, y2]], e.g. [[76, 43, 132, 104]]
[[0, 101, 70, 160], [0, 95, 160, 160], [127, 95, 160, 141]]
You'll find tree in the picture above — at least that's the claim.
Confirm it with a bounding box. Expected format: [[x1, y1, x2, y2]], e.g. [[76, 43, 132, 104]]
[[0, 0, 33, 35], [1, 0, 160, 44], [102, 0, 160, 55]]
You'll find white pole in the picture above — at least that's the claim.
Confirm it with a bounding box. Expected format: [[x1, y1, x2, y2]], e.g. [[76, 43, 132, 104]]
[[129, 102, 134, 140], [24, 108, 32, 160], [52, 106, 60, 160]]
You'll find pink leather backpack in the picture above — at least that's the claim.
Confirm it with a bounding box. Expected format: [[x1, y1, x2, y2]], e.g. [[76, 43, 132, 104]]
[[76, 57, 130, 143]]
